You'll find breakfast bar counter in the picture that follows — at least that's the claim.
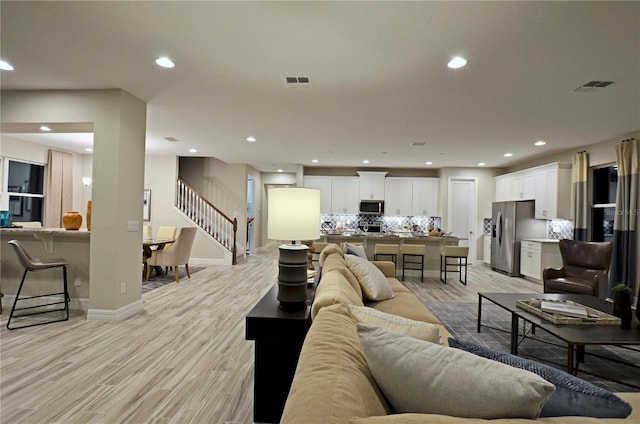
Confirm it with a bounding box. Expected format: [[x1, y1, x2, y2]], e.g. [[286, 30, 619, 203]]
[[1, 228, 91, 309], [317, 233, 462, 275]]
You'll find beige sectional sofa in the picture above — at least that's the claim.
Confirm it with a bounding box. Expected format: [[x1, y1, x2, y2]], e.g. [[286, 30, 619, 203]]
[[281, 245, 639, 424]]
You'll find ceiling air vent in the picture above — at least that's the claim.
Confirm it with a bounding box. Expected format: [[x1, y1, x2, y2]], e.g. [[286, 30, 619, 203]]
[[573, 80, 614, 93], [164, 137, 179, 142], [285, 76, 312, 88], [411, 142, 427, 147]]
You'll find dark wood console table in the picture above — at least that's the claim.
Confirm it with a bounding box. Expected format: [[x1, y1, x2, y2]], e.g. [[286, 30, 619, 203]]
[[245, 280, 317, 423]]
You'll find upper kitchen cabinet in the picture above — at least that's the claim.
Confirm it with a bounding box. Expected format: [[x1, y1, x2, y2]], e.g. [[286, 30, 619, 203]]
[[495, 171, 535, 201], [331, 177, 360, 214], [412, 178, 439, 216], [534, 163, 571, 219], [357, 171, 387, 200], [385, 178, 413, 216], [303, 176, 333, 214]]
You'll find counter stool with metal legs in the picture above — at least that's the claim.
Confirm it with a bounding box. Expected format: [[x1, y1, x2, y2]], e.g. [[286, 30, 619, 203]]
[[401, 244, 425, 282], [440, 246, 469, 285], [6, 240, 70, 330], [374, 244, 399, 269]]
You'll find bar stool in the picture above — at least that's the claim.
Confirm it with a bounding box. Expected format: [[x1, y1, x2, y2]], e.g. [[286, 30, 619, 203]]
[[401, 244, 425, 282], [440, 246, 469, 285], [6, 240, 70, 330], [374, 244, 399, 269]]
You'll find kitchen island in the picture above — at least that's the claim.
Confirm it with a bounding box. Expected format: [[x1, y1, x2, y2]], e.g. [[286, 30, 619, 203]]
[[1, 227, 90, 310], [317, 233, 463, 277]]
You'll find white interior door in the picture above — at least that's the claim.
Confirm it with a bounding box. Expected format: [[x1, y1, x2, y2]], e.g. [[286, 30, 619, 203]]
[[448, 178, 478, 264]]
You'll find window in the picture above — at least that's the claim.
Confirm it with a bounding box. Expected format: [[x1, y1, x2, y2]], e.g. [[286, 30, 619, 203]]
[[5, 160, 45, 223], [590, 165, 617, 242]]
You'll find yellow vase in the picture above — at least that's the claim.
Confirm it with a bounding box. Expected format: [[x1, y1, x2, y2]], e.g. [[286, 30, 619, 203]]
[[62, 211, 82, 230], [86, 200, 92, 231]]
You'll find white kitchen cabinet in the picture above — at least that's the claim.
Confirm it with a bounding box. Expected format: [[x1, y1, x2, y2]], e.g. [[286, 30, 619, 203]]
[[534, 163, 572, 219], [331, 177, 359, 214], [357, 171, 387, 200], [303, 176, 332, 214], [495, 172, 535, 202], [385, 178, 413, 216], [412, 178, 439, 216], [511, 173, 536, 200], [483, 234, 491, 264], [520, 240, 563, 282], [495, 176, 511, 202]]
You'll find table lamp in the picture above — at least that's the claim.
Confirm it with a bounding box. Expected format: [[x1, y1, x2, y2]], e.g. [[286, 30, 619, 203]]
[[268, 187, 321, 310]]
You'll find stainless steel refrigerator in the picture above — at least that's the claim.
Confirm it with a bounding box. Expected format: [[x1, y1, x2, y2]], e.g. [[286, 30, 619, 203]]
[[491, 200, 547, 276]]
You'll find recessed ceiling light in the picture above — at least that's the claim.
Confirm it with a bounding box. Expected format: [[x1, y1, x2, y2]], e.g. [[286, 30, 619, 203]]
[[311, 159, 319, 163], [478, 162, 486, 166], [425, 161, 433, 165], [246, 136, 256, 142], [85, 148, 93, 152], [40, 125, 51, 132], [155, 57, 175, 68], [504, 153, 513, 157], [362, 160, 370, 164], [0, 60, 14, 71], [189, 148, 197, 153], [447, 56, 467, 69], [534, 140, 547, 146], [277, 169, 283, 172]]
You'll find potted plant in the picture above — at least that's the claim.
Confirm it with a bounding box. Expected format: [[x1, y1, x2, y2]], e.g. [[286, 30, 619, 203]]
[[612, 284, 633, 329]]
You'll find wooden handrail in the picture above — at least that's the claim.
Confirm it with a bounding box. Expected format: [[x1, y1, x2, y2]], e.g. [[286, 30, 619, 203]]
[[176, 178, 238, 264]]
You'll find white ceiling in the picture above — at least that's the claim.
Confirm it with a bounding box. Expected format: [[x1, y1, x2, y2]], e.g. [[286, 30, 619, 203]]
[[1, 1, 638, 172]]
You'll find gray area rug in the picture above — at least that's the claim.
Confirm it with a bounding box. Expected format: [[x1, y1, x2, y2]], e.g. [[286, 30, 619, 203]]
[[427, 301, 640, 393], [142, 267, 204, 293]]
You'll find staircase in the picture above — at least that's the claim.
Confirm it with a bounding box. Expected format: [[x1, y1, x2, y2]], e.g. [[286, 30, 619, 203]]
[[176, 178, 238, 264]]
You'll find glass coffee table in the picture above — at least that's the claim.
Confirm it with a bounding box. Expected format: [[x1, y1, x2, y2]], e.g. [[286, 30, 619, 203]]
[[477, 292, 640, 376]]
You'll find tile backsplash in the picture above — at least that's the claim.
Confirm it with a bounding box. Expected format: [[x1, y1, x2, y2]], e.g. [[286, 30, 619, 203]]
[[321, 214, 441, 232], [482, 218, 574, 240]]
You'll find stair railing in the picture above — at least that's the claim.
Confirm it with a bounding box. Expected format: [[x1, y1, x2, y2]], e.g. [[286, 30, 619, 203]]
[[176, 178, 237, 264]]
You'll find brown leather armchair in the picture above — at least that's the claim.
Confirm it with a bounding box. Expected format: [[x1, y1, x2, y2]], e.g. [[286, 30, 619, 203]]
[[543, 239, 613, 299]]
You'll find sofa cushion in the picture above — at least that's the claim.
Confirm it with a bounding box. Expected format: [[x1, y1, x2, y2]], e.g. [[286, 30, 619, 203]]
[[448, 338, 633, 418], [281, 304, 391, 424], [544, 277, 596, 295], [345, 254, 394, 301], [366, 285, 441, 325], [318, 243, 344, 267], [312, 269, 364, 319], [345, 242, 368, 259], [348, 305, 441, 343], [322, 252, 364, 299], [356, 324, 555, 419]]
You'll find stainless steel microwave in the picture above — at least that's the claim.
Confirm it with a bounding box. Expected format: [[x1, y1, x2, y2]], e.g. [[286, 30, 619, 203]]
[[359, 200, 384, 215]]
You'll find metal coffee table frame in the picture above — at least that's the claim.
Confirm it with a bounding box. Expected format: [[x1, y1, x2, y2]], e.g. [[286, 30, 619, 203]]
[[477, 292, 640, 378]]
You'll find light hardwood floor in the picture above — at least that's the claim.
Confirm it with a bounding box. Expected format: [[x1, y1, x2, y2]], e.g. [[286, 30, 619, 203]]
[[1, 243, 542, 423]]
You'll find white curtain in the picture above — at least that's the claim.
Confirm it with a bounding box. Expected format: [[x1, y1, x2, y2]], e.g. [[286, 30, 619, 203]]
[[45, 149, 73, 228]]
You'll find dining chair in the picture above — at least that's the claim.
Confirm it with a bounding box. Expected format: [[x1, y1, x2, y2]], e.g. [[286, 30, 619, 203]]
[[6, 240, 70, 330], [156, 226, 177, 240], [145, 227, 197, 283]]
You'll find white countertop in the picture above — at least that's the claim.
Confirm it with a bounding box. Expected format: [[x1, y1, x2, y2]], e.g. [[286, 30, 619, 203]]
[[0, 227, 90, 236], [521, 238, 559, 243]]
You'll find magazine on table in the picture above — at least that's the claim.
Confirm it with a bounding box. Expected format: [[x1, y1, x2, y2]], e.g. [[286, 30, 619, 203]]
[[540, 300, 591, 319]]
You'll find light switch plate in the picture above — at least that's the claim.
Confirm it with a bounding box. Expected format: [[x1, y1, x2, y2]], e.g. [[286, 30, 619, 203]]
[[127, 221, 139, 232]]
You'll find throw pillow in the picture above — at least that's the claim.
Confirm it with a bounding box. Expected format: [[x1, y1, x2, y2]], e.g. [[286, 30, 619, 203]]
[[348, 305, 441, 344], [356, 324, 555, 419], [448, 338, 632, 418], [344, 255, 394, 301], [344, 243, 368, 259]]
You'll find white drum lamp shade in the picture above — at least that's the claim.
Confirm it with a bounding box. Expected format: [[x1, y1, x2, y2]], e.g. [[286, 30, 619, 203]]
[[268, 188, 321, 309]]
